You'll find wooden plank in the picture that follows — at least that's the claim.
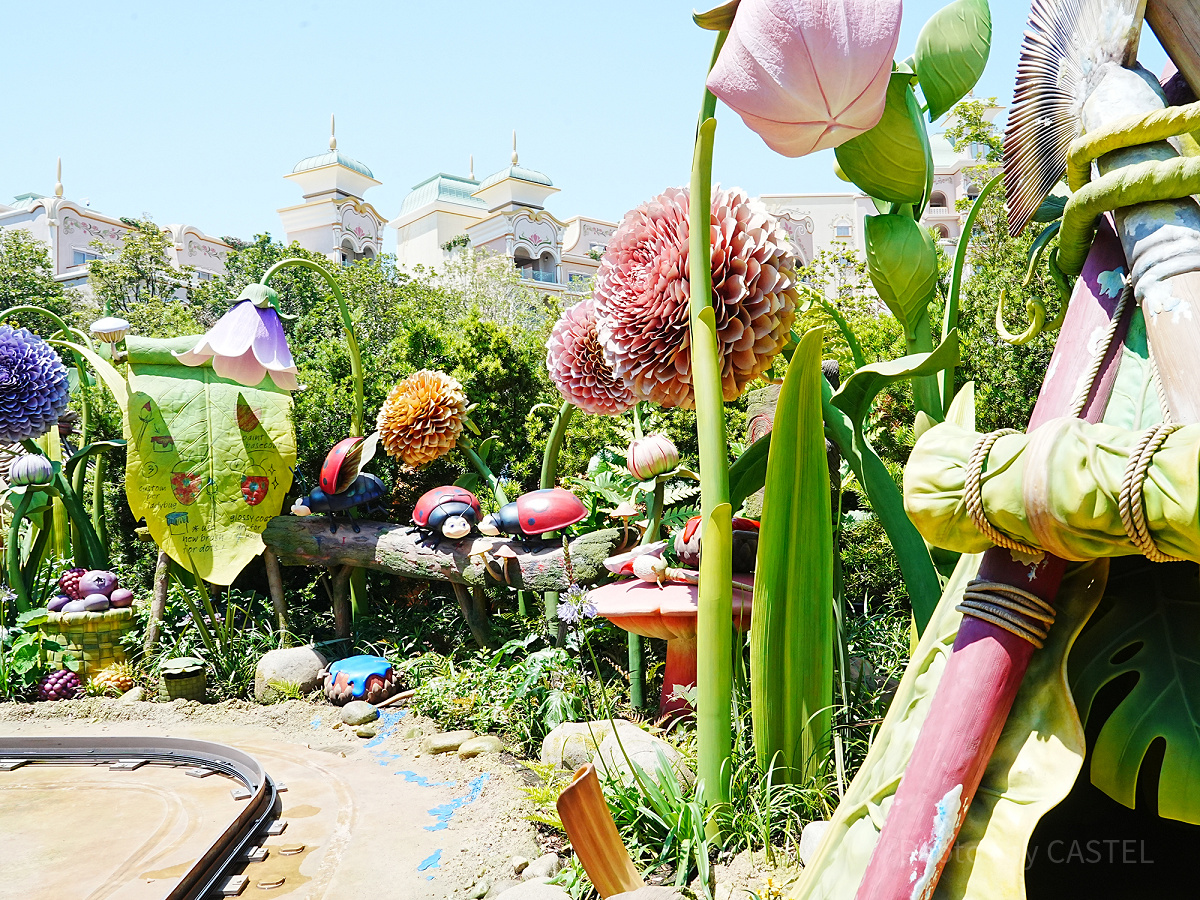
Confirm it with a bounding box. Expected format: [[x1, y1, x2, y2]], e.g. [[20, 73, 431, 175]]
[[1148, 0, 1200, 93]]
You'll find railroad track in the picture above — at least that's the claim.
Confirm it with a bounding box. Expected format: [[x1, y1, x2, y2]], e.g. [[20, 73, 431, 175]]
[[0, 736, 280, 899]]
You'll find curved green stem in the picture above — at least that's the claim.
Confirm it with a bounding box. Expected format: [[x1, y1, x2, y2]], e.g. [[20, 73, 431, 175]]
[[940, 173, 1003, 412], [691, 28, 733, 812], [539, 402, 575, 490], [260, 259, 365, 437], [20, 440, 106, 569], [799, 288, 867, 370], [5, 489, 35, 609], [462, 446, 508, 507]]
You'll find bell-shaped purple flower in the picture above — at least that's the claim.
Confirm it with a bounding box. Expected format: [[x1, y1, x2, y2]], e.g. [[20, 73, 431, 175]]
[[0, 325, 70, 443], [175, 284, 298, 390]]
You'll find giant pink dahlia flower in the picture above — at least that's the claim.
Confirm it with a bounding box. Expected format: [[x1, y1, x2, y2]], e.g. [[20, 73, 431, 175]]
[[706, 0, 903, 158], [593, 186, 798, 409], [546, 298, 635, 415]]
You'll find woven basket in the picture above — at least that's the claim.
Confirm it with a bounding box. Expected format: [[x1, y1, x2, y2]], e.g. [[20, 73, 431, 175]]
[[159, 663, 207, 702], [40, 607, 135, 680]]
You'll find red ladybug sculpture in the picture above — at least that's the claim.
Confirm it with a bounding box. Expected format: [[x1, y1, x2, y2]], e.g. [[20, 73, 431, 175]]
[[320, 433, 380, 495], [478, 488, 587, 538], [412, 486, 482, 540]]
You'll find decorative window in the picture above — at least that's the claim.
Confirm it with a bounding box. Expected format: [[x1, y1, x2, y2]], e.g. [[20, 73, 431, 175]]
[[834, 224, 852, 239], [71, 249, 100, 267], [929, 191, 948, 209]]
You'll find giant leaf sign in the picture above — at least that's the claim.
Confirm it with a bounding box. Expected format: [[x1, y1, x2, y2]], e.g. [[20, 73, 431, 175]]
[[72, 336, 295, 585]]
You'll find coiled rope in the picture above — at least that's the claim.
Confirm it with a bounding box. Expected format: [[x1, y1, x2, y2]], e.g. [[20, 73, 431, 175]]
[[957, 580, 1057, 649], [1118, 422, 1183, 563]]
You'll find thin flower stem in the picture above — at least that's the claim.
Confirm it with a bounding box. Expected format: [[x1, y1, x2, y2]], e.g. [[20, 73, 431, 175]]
[[691, 28, 734, 814], [461, 445, 509, 507]]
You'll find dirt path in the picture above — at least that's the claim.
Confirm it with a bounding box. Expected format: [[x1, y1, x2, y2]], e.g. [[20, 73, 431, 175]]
[[0, 698, 544, 899]]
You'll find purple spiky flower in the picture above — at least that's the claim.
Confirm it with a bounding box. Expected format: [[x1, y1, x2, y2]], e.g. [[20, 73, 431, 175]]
[[0, 325, 70, 444]]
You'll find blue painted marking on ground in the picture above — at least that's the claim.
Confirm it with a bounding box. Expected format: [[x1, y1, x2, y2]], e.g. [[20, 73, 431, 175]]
[[424, 773, 490, 831], [396, 770, 456, 788], [364, 708, 405, 751], [310, 716, 322, 729], [417, 849, 442, 871]]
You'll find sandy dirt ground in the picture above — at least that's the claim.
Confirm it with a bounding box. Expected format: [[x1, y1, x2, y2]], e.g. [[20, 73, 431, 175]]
[[0, 697, 546, 900]]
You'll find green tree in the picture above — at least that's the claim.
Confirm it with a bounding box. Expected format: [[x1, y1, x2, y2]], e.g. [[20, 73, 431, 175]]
[[86, 218, 194, 313], [0, 229, 76, 320]]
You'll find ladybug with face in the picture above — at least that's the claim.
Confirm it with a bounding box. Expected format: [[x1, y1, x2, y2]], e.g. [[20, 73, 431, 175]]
[[412, 486, 481, 541], [478, 488, 587, 539]]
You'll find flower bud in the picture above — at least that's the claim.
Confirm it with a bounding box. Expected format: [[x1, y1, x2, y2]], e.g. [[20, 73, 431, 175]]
[[626, 433, 680, 481]]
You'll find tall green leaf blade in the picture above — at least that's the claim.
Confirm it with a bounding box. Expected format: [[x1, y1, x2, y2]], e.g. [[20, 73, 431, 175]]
[[1069, 557, 1200, 823], [864, 214, 940, 332], [824, 333, 959, 632], [914, 0, 992, 121], [835, 74, 930, 204], [751, 327, 833, 780]]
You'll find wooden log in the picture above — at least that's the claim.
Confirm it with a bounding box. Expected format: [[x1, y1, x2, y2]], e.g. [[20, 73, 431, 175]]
[[144, 549, 171, 656], [452, 582, 495, 650], [1148, 0, 1200, 94], [331, 565, 352, 641], [262, 547, 289, 645], [260, 517, 622, 592]]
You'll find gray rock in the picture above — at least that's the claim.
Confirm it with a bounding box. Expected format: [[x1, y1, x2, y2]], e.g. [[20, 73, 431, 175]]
[[118, 686, 145, 703], [401, 724, 423, 740], [540, 719, 638, 770], [522, 853, 562, 881], [484, 880, 523, 898], [340, 701, 379, 726], [494, 882, 569, 899], [592, 725, 693, 788], [468, 877, 491, 899], [511, 856, 530, 875], [799, 819, 831, 865], [459, 735, 504, 758], [355, 726, 377, 739], [253, 646, 326, 703], [423, 729, 476, 754]]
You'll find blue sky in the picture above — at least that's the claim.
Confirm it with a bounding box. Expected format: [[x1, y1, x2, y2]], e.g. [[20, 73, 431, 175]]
[[2, 1, 1168, 241]]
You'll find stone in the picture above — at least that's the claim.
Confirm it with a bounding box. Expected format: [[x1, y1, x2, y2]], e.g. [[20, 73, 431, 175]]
[[484, 880, 522, 898], [459, 735, 504, 758], [468, 877, 491, 898], [540, 719, 640, 770], [422, 729, 476, 754], [340, 701, 379, 726], [799, 819, 831, 865], [493, 882, 568, 899], [522, 853, 562, 881], [253, 646, 327, 703], [592, 725, 693, 787], [401, 724, 423, 740], [118, 686, 145, 703], [355, 726, 377, 739], [511, 856, 529, 875]]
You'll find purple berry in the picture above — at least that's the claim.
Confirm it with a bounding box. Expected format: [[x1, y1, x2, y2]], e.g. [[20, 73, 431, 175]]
[[78, 571, 118, 597]]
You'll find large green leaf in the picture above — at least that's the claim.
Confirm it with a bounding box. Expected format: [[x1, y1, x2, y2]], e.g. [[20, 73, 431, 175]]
[[913, 0, 992, 121], [835, 73, 931, 205], [1070, 557, 1200, 823], [751, 327, 833, 780], [70, 336, 295, 585], [823, 332, 959, 632], [864, 213, 941, 333], [795, 554, 1106, 899]]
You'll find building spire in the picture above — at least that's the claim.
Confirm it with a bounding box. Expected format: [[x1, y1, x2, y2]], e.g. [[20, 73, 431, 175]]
[[54, 157, 63, 198], [469, 154, 474, 180], [512, 130, 518, 165], [330, 113, 337, 151]]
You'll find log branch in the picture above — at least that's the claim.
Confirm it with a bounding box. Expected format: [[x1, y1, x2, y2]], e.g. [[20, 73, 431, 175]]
[[260, 517, 623, 592]]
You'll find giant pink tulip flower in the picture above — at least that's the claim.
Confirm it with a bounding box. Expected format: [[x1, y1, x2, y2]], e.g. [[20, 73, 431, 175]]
[[706, 0, 903, 158], [175, 284, 298, 390]]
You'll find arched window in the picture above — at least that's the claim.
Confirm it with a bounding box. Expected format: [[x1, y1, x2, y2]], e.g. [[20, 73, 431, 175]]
[[929, 191, 948, 209], [514, 249, 558, 284], [935, 224, 950, 239]]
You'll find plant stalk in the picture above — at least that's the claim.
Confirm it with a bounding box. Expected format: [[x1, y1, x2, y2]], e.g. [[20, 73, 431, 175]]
[[690, 28, 734, 812], [539, 402, 575, 627]]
